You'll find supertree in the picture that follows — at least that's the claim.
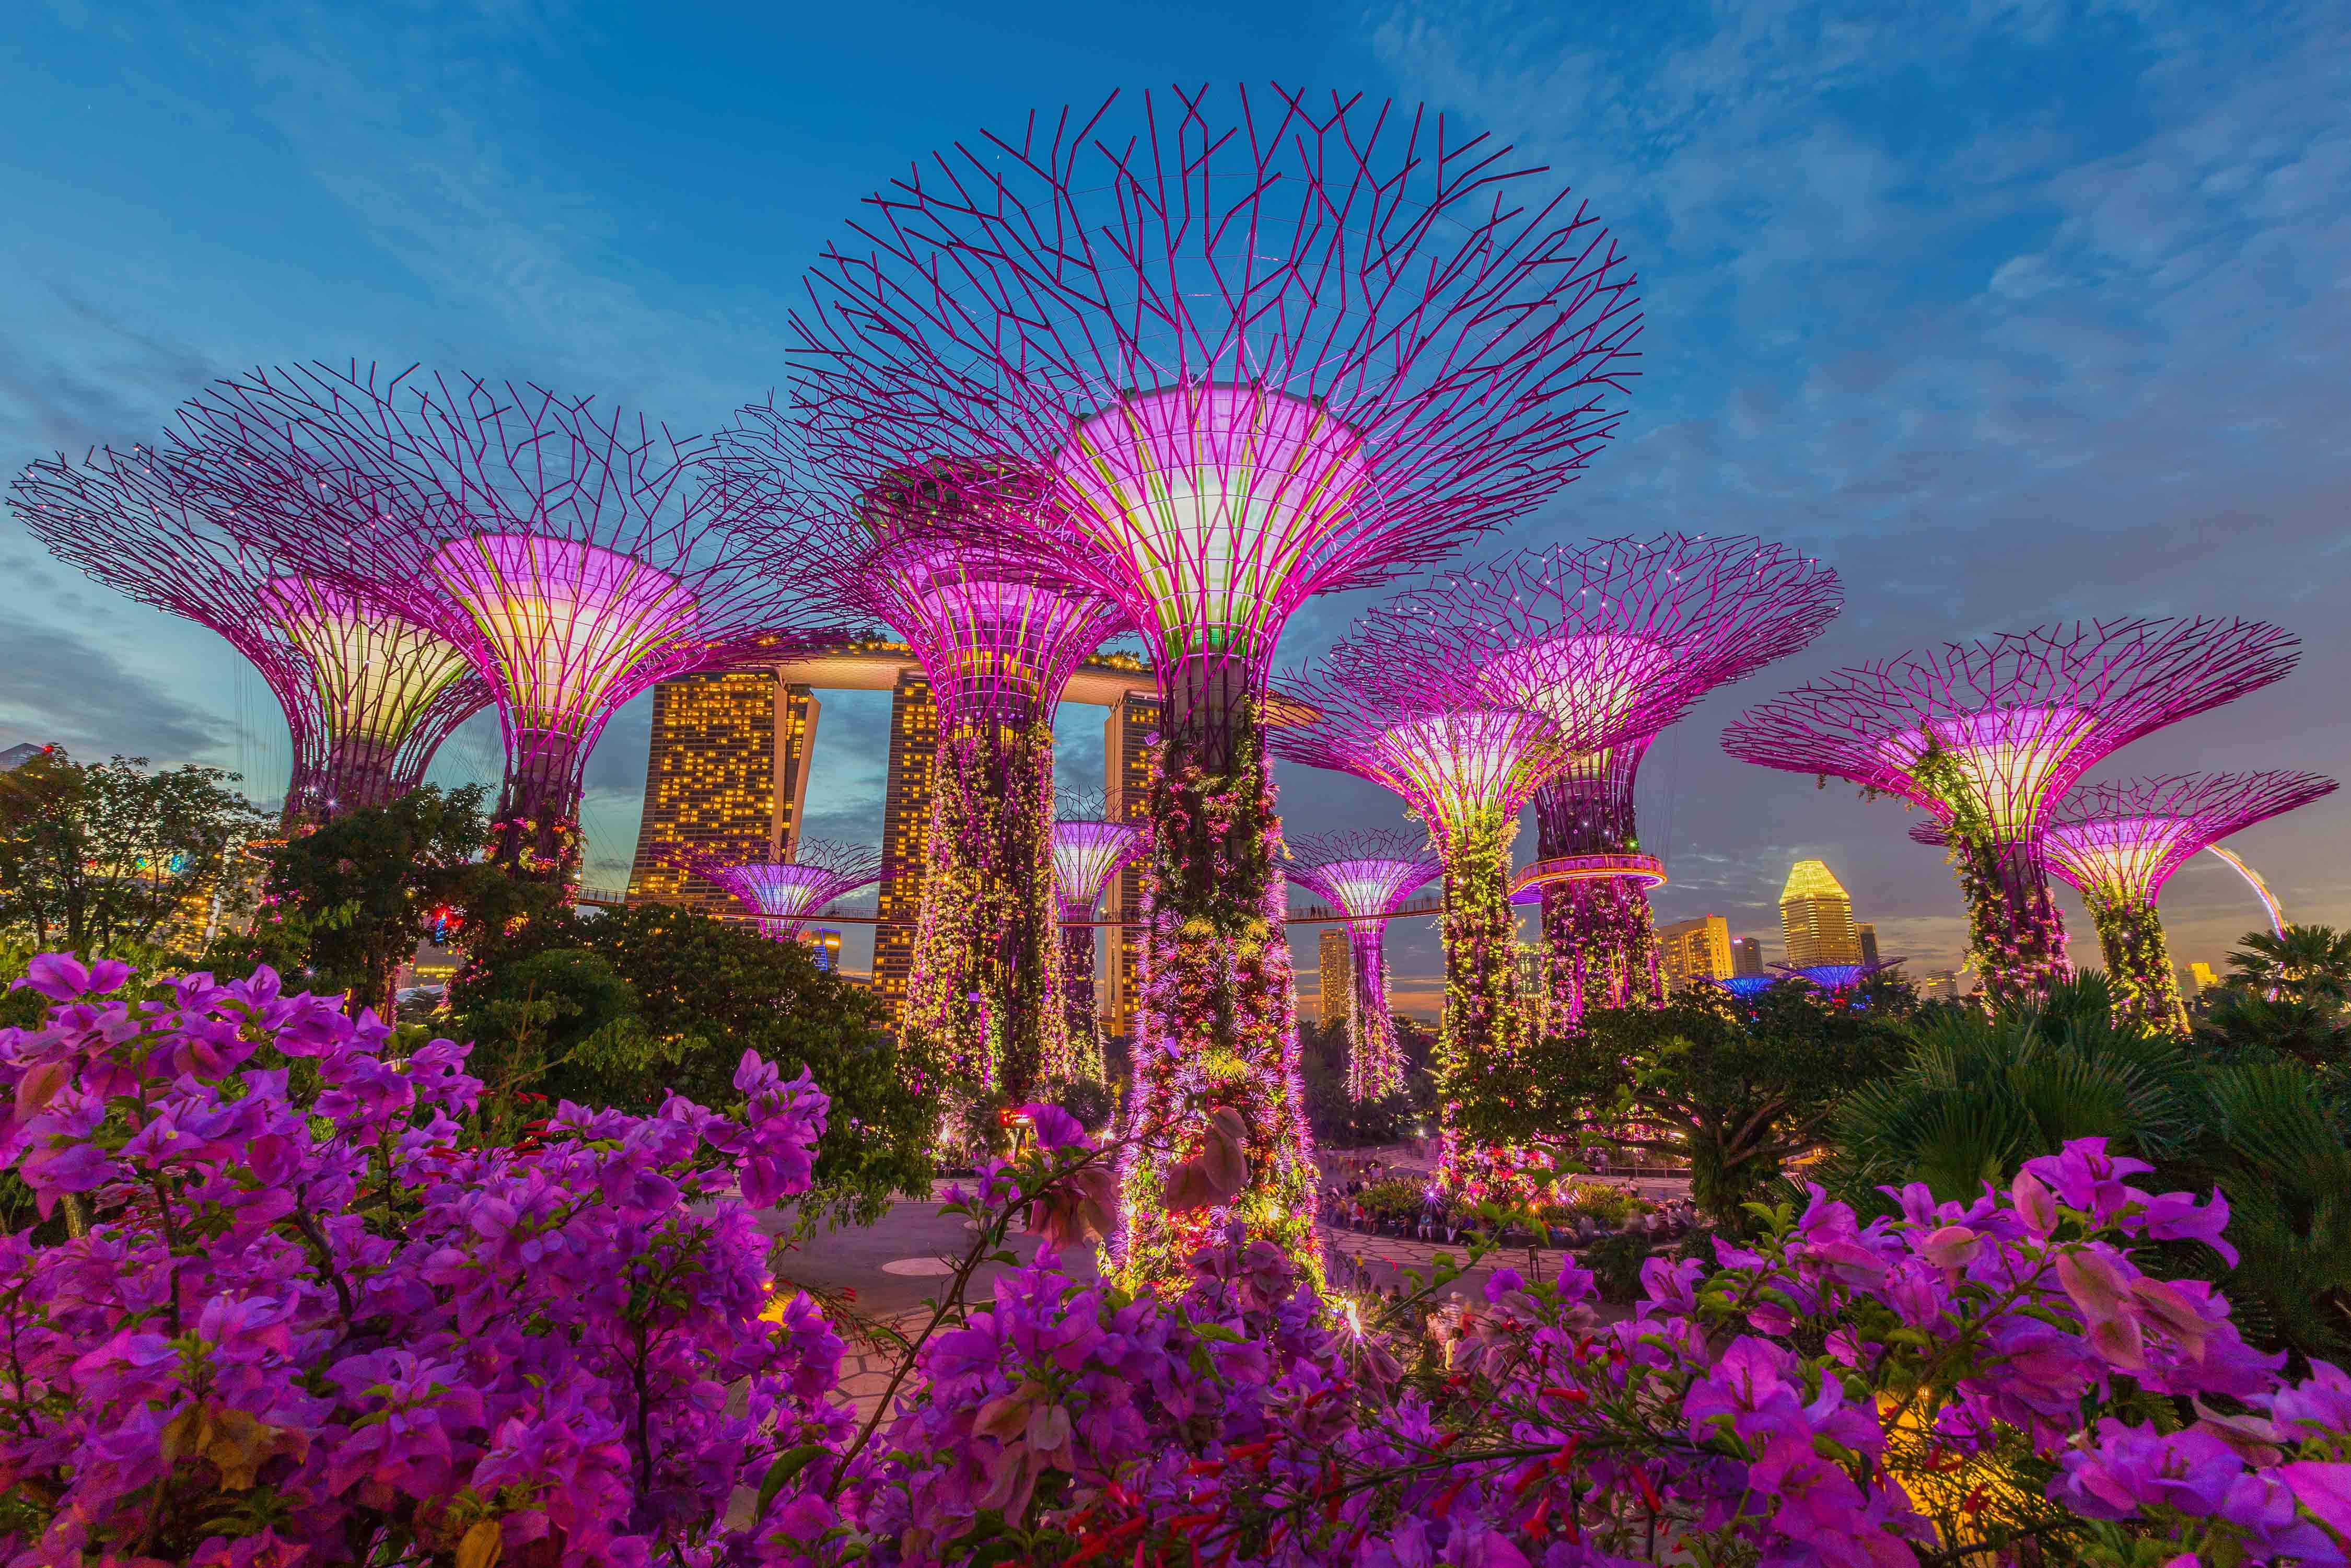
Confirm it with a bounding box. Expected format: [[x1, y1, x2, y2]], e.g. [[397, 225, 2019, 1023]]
[[713, 435, 1125, 1130], [1284, 829, 1441, 1102], [9, 440, 489, 823], [1275, 661, 1589, 1201], [1918, 771, 2334, 1032], [1050, 816, 1148, 1084], [180, 364, 840, 879], [1386, 536, 1840, 1028], [780, 85, 1640, 1281], [1768, 959, 1907, 993], [664, 840, 882, 942], [1724, 619, 2299, 1007]]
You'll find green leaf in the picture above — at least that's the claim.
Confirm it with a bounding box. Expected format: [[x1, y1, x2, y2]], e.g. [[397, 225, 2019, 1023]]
[[755, 1443, 826, 1521]]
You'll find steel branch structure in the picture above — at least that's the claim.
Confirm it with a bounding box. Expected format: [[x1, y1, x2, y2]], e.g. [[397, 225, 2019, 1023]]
[[1285, 829, 1441, 1102], [1370, 536, 1840, 1027], [182, 363, 840, 878], [1276, 644, 1587, 1201], [777, 85, 1643, 1283], [718, 433, 1127, 1125], [664, 840, 882, 942], [2047, 772, 2333, 1032], [1725, 618, 2298, 1006], [1051, 818, 1148, 1083], [9, 440, 490, 823]]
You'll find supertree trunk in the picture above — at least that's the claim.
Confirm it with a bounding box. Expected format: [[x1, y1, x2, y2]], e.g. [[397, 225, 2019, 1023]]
[[1948, 835, 2072, 1009], [2086, 893, 2190, 1036], [1058, 917, 1105, 1084], [1435, 809, 1540, 1202], [905, 718, 1067, 1144], [1532, 762, 1661, 1028], [1344, 923, 1403, 1101], [490, 735, 587, 881], [1542, 877, 1662, 1028], [1115, 690, 1319, 1288]]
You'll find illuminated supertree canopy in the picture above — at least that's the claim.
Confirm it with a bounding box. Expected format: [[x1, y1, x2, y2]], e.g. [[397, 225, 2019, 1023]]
[[1276, 649, 1583, 1201], [9, 438, 490, 822], [1768, 959, 1907, 993], [1051, 817, 1148, 1085], [780, 85, 1640, 1283], [718, 435, 1126, 1126], [1724, 618, 2298, 1007], [1285, 829, 1441, 1103], [1379, 536, 1840, 1028], [182, 363, 841, 878], [663, 840, 882, 942], [2047, 772, 2329, 1032]]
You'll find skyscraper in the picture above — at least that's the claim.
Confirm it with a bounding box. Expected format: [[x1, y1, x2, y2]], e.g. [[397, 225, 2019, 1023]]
[[1099, 689, 1162, 1040], [1857, 922, 1880, 968], [1317, 924, 1352, 1028], [1780, 860, 1863, 968], [871, 669, 939, 1023], [1658, 914, 1734, 993], [1732, 936, 1765, 978], [803, 928, 843, 972], [2189, 961, 2220, 997], [626, 671, 820, 907]]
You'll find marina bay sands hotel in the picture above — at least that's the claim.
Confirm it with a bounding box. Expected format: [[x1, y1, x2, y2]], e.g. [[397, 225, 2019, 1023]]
[[619, 645, 1159, 1034]]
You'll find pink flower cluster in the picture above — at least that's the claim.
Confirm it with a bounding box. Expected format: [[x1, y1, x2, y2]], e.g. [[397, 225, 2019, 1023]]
[[8, 947, 2351, 1566], [792, 1135, 2351, 1567], [0, 953, 841, 1566]]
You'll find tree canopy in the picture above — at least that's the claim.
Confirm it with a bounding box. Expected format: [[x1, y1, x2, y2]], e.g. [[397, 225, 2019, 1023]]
[[0, 751, 265, 956]]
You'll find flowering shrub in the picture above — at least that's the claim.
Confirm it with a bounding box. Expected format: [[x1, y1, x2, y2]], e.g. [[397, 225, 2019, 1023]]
[[9, 950, 2351, 1566], [0, 953, 841, 1565]]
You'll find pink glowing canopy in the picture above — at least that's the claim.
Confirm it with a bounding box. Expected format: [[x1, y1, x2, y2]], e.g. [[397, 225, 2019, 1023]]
[[259, 576, 475, 745], [1725, 619, 2301, 842], [2041, 771, 2336, 906], [1050, 820, 1147, 920], [1480, 634, 1678, 747], [1369, 710, 1559, 832], [777, 86, 1643, 689], [1878, 706, 2096, 841], [868, 540, 1121, 728], [430, 535, 701, 740], [669, 840, 883, 939], [1286, 830, 1442, 925], [1056, 385, 1369, 668]]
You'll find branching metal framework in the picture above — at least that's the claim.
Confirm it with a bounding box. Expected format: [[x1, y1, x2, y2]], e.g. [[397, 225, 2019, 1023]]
[[1051, 818, 1148, 1084], [663, 840, 882, 942], [2050, 772, 2332, 1032], [1724, 619, 2298, 1006], [1376, 536, 1840, 1026], [9, 440, 490, 822], [717, 430, 1126, 1122], [777, 84, 1643, 1283], [181, 363, 840, 878], [1275, 648, 1584, 1201], [1285, 829, 1440, 1102]]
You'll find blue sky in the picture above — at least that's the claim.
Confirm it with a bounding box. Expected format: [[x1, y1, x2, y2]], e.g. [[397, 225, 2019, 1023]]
[[3, 0, 2345, 1000]]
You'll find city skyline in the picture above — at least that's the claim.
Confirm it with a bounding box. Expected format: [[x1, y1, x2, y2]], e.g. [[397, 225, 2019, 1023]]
[[1, 2, 2342, 992]]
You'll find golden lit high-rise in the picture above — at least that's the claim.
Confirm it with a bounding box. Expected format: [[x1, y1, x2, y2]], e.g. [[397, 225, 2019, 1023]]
[[1317, 924, 1352, 1028], [1779, 859, 1863, 967], [1658, 914, 1734, 993], [871, 670, 939, 1021], [1098, 689, 1161, 1039], [627, 670, 820, 908]]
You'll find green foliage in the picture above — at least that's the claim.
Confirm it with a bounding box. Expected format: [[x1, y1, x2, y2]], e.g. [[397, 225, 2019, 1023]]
[[2225, 923, 2351, 1006], [207, 785, 490, 1013], [1352, 1177, 1429, 1223], [1298, 1016, 1433, 1148], [452, 902, 932, 1224], [1581, 1229, 1655, 1305], [1823, 954, 2351, 1367], [1538, 1180, 1649, 1228], [1485, 985, 1911, 1224], [0, 751, 265, 956], [1828, 973, 2205, 1207]]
